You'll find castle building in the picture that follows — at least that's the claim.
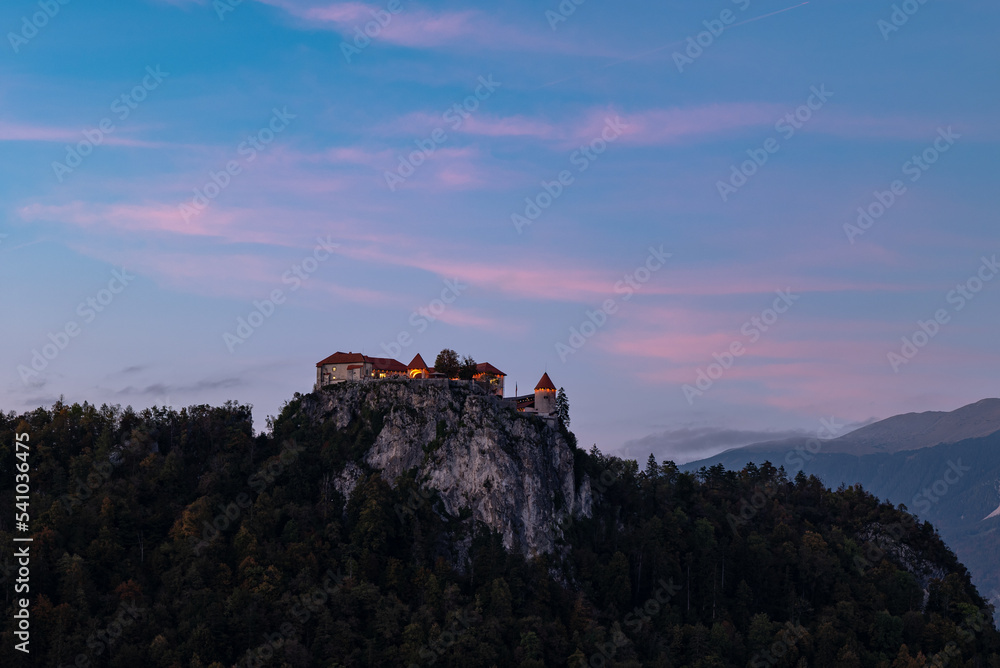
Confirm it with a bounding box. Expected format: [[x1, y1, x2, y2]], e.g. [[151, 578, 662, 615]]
[[315, 352, 409, 386], [474, 362, 506, 397], [315, 351, 507, 398], [313, 352, 556, 421]]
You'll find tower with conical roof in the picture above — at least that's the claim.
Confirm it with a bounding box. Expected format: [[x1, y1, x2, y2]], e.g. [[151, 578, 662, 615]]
[[534, 372, 557, 416]]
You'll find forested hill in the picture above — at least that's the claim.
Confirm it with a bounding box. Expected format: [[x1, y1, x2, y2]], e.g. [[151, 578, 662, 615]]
[[1, 395, 998, 667]]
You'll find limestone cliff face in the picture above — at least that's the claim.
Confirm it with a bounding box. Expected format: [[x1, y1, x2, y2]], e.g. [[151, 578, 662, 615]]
[[298, 379, 591, 556]]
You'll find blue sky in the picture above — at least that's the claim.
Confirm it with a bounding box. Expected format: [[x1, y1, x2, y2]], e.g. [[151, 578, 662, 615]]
[[1, 0, 998, 463]]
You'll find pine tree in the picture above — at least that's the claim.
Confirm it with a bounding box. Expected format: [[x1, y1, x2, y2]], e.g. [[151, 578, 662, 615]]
[[556, 387, 570, 427]]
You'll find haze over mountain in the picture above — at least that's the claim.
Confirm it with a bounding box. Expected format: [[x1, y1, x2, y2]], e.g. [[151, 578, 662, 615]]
[[737, 398, 1000, 457], [617, 426, 823, 466]]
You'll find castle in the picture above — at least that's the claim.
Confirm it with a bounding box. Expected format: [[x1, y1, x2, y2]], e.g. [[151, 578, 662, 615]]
[[314, 351, 559, 420]]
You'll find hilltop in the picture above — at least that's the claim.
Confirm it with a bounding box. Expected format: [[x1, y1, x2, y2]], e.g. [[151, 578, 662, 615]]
[[0, 387, 998, 666], [290, 378, 589, 557]]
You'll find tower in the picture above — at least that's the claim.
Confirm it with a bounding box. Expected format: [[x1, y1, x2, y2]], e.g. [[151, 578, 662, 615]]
[[534, 372, 557, 415], [407, 353, 429, 378]]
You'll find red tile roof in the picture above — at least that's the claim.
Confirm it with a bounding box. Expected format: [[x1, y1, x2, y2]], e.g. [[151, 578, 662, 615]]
[[317, 351, 367, 367], [370, 357, 408, 373], [475, 362, 506, 376], [318, 350, 517, 384], [317, 352, 408, 372], [535, 372, 556, 391]]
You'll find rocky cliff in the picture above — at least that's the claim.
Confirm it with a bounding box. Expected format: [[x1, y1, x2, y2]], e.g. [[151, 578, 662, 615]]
[[296, 378, 592, 557]]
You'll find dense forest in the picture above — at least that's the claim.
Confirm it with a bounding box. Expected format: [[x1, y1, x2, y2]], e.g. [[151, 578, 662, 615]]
[[684, 429, 1000, 609], [1, 397, 998, 667]]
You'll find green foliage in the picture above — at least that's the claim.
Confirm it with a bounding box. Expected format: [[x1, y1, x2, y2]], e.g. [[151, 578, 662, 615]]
[[1, 398, 998, 667], [434, 349, 460, 379], [556, 388, 570, 428], [458, 355, 478, 381]]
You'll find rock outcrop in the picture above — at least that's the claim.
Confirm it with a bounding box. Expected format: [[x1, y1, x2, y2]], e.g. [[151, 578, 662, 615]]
[[297, 378, 591, 557]]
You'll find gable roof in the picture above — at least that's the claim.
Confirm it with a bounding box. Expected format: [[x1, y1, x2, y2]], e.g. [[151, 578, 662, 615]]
[[317, 351, 367, 367], [407, 353, 428, 370], [370, 357, 408, 373], [535, 372, 556, 391], [475, 362, 506, 376], [317, 352, 408, 372]]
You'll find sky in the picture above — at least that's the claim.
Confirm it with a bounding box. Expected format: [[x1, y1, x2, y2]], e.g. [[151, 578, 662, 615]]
[[1, 0, 998, 464]]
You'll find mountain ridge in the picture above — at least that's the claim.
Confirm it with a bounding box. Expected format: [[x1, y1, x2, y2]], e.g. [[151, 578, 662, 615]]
[[704, 398, 1000, 461]]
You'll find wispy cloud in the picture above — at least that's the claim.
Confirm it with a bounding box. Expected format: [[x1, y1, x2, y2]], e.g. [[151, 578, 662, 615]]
[[18, 201, 233, 238], [387, 103, 787, 146], [0, 120, 165, 147], [337, 237, 912, 304], [113, 377, 243, 397], [253, 0, 592, 53]]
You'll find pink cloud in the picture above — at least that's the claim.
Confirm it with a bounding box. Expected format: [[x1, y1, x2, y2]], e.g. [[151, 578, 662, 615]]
[[337, 237, 914, 305], [0, 121, 165, 147], [17, 201, 229, 238], [393, 103, 784, 147], [600, 314, 1000, 424], [128, 250, 279, 293], [433, 307, 528, 335], [318, 146, 394, 167], [252, 143, 487, 191], [15, 199, 339, 247], [252, 0, 594, 54], [373, 104, 987, 162], [62, 239, 402, 306], [386, 113, 560, 140], [610, 329, 887, 368], [460, 115, 559, 139], [18, 195, 920, 305], [386, 104, 786, 146], [571, 104, 786, 147], [341, 243, 617, 301], [0, 121, 82, 143], [377, 11, 481, 48], [299, 2, 371, 23], [721, 348, 1000, 420], [255, 0, 485, 47], [316, 282, 402, 306], [433, 167, 481, 188]]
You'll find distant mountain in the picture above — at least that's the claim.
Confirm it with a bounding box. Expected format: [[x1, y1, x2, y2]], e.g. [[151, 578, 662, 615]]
[[686, 399, 1000, 615], [739, 398, 1000, 457]]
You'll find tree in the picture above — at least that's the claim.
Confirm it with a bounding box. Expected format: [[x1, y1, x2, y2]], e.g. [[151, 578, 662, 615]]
[[458, 355, 478, 380], [645, 454, 658, 477], [556, 387, 570, 427], [434, 349, 460, 378]]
